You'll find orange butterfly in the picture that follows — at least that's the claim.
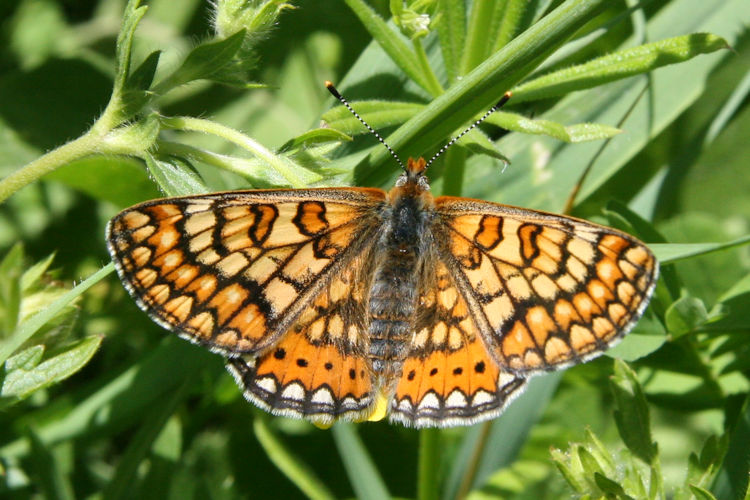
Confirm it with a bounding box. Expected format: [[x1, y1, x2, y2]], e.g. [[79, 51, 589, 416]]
[[106, 83, 658, 427]]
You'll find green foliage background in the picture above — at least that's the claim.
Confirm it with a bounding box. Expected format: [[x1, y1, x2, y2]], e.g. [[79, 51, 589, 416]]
[[0, 0, 749, 498]]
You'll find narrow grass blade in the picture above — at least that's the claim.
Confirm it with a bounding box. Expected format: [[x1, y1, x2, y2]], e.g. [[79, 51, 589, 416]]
[[494, 0, 535, 52], [332, 423, 390, 500], [343, 0, 430, 94], [445, 373, 561, 499], [27, 428, 75, 500], [436, 0, 466, 82], [0, 263, 114, 365], [103, 382, 188, 500], [460, 0, 504, 75], [253, 418, 336, 500], [512, 33, 728, 103], [651, 235, 750, 265], [711, 397, 750, 500]]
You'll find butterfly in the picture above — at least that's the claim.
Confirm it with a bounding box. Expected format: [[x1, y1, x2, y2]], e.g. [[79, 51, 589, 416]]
[[106, 82, 659, 428]]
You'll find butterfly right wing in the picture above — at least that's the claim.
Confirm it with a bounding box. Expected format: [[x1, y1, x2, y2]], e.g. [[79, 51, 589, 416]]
[[106, 188, 385, 356], [390, 260, 526, 428], [433, 197, 658, 374]]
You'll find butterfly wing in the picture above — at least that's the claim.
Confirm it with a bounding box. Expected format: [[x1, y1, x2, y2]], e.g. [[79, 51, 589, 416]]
[[227, 253, 377, 424], [433, 197, 658, 374], [390, 260, 526, 428], [106, 188, 385, 356]]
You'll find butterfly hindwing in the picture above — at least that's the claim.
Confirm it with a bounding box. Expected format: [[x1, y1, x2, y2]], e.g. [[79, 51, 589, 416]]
[[227, 255, 377, 424], [106, 189, 385, 356], [390, 261, 526, 427], [434, 197, 659, 374]]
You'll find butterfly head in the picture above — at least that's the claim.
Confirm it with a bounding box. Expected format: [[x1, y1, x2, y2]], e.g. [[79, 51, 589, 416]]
[[394, 157, 430, 193]]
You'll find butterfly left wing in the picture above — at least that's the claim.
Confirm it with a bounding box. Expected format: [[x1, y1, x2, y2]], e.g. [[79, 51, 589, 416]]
[[390, 260, 526, 428], [432, 197, 658, 374], [227, 253, 377, 425], [106, 188, 385, 356]]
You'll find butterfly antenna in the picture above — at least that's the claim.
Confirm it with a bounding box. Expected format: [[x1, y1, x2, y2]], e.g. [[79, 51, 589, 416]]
[[325, 81, 406, 172], [425, 91, 512, 168]]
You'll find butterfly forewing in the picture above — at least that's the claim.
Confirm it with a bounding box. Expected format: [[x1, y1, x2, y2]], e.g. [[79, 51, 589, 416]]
[[106, 189, 385, 356], [433, 197, 659, 374]]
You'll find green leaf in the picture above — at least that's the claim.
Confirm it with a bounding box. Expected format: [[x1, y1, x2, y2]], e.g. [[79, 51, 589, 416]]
[[154, 29, 247, 93], [144, 153, 209, 197], [460, 0, 505, 75], [688, 484, 718, 500], [0, 336, 216, 460], [20, 253, 55, 293], [253, 418, 336, 500], [686, 435, 727, 492], [359, 0, 611, 186], [436, 0, 466, 82], [551, 448, 585, 493], [444, 373, 561, 499], [0, 244, 24, 334], [706, 273, 750, 333], [322, 101, 424, 134], [605, 313, 667, 361], [459, 128, 510, 164], [279, 128, 352, 152], [711, 397, 750, 500], [113, 0, 149, 95], [125, 50, 161, 93], [486, 111, 622, 142], [462, 0, 749, 213], [665, 296, 709, 337], [0, 263, 113, 366], [494, 0, 535, 52], [577, 446, 604, 477], [610, 359, 657, 464], [512, 33, 730, 103], [594, 472, 632, 499], [47, 155, 161, 207], [4, 344, 44, 372], [343, 0, 431, 94], [120, 50, 161, 118], [650, 235, 750, 265], [1, 335, 102, 402]]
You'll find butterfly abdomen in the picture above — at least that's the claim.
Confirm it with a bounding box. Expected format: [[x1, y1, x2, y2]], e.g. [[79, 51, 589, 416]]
[[368, 190, 432, 378]]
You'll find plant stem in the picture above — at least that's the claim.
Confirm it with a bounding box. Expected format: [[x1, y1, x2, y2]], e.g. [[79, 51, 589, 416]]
[[455, 421, 492, 499], [441, 146, 467, 196], [160, 116, 306, 188], [412, 39, 444, 96], [417, 428, 441, 500], [0, 132, 102, 204], [254, 418, 336, 500]]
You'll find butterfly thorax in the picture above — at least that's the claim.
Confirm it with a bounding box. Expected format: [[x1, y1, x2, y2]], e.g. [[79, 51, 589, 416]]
[[368, 158, 434, 381]]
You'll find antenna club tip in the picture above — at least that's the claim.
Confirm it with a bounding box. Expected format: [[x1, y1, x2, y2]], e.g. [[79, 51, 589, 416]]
[[325, 81, 342, 99], [504, 91, 512, 98]]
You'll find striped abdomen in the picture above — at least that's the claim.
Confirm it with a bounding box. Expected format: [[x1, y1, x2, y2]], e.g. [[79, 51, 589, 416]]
[[367, 193, 428, 379]]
